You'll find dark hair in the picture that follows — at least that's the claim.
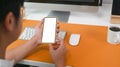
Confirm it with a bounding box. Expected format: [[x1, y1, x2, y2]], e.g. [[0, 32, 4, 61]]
[[0, 0, 24, 24]]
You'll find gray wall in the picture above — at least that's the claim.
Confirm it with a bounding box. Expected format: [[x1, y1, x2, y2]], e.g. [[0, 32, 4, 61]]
[[103, 0, 113, 4]]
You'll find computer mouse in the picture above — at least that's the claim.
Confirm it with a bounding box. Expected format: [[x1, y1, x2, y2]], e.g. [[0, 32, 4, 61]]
[[69, 34, 80, 46]]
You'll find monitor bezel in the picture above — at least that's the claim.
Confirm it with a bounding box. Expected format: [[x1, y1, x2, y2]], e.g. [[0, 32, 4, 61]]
[[28, 0, 102, 6]]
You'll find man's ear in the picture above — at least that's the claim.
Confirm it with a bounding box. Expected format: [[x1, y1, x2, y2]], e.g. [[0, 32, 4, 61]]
[[4, 12, 15, 31]]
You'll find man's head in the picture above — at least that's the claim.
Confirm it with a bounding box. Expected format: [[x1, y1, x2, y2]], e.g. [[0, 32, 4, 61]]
[[0, 0, 24, 44]]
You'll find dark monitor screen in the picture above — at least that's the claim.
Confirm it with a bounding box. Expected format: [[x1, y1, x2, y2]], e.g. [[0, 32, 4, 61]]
[[112, 0, 120, 15], [28, 0, 102, 6]]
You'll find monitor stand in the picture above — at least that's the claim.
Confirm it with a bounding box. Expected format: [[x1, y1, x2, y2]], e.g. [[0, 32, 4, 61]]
[[47, 11, 70, 23]]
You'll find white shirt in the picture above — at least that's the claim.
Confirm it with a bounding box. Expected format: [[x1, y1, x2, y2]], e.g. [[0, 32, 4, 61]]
[[0, 59, 14, 67]]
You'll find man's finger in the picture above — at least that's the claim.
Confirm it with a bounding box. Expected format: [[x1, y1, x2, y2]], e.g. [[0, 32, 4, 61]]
[[56, 28, 59, 37], [57, 23, 60, 28], [39, 19, 44, 27], [48, 44, 54, 52], [58, 38, 66, 49], [36, 19, 44, 28]]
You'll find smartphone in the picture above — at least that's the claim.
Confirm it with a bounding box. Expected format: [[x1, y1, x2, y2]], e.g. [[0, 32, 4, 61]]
[[42, 17, 57, 44]]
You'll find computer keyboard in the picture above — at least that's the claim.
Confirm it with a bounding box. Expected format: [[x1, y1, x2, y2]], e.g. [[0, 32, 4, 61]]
[[19, 26, 67, 40], [19, 27, 35, 40]]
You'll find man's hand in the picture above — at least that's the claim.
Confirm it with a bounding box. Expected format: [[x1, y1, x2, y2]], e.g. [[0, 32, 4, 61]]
[[35, 19, 44, 44], [49, 37, 67, 67]]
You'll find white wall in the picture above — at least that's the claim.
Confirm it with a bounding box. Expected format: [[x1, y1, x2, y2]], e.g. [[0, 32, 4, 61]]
[[103, 0, 113, 4]]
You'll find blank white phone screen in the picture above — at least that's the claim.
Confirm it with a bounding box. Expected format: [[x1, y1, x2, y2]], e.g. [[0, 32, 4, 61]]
[[42, 18, 57, 43]]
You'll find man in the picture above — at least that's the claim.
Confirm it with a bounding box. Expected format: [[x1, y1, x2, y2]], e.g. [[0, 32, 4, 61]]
[[0, 0, 67, 67]]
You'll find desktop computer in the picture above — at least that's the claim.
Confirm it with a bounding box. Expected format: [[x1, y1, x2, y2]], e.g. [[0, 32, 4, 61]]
[[112, 0, 120, 15], [25, 0, 102, 22], [111, 0, 120, 24]]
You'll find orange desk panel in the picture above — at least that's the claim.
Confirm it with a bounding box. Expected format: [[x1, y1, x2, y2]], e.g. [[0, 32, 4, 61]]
[[7, 20, 120, 67]]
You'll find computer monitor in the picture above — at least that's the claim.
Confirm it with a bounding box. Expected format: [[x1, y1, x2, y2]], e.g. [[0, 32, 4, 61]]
[[25, 0, 102, 22], [28, 0, 102, 6], [110, 0, 120, 24], [112, 0, 120, 15]]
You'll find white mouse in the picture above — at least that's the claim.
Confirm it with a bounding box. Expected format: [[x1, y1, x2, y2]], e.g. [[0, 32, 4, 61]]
[[69, 34, 80, 46]]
